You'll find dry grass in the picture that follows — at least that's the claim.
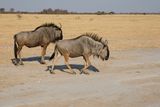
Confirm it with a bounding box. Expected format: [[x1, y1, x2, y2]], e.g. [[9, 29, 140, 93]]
[[0, 14, 160, 51]]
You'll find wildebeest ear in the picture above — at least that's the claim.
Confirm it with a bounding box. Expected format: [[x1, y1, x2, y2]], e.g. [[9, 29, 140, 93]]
[[101, 38, 107, 45]]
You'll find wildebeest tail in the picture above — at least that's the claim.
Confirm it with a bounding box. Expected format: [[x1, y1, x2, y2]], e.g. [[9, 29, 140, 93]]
[[14, 35, 18, 59], [49, 45, 58, 61]]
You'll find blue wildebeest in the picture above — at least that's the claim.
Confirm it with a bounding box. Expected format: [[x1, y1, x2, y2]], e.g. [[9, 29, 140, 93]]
[[49, 33, 109, 74], [13, 23, 63, 65]]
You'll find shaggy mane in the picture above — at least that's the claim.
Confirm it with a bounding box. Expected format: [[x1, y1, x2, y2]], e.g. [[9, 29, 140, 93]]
[[34, 23, 61, 31], [74, 33, 107, 46]]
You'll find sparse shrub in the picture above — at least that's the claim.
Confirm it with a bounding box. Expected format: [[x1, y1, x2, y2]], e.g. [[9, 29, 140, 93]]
[[89, 18, 94, 21], [108, 11, 115, 15], [96, 11, 105, 15], [17, 14, 22, 19]]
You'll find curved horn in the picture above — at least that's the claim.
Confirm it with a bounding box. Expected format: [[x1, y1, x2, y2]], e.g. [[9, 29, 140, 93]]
[[59, 23, 62, 28], [102, 38, 108, 46], [105, 40, 108, 44]]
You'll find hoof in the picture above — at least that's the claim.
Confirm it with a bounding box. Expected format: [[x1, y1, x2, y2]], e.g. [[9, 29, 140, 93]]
[[19, 62, 24, 65], [49, 70, 55, 74], [12, 59, 18, 65], [80, 70, 83, 74], [80, 71, 83, 74], [72, 71, 76, 75], [50, 71, 55, 74], [80, 70, 89, 75], [20, 63, 24, 65], [40, 61, 46, 64], [68, 71, 76, 75], [84, 72, 89, 75]]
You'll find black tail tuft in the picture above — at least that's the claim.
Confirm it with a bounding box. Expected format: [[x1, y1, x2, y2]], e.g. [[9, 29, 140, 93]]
[[49, 45, 58, 61], [49, 52, 55, 61], [14, 35, 18, 59]]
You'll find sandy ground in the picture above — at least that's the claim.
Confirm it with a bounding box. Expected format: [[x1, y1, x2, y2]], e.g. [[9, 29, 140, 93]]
[[0, 48, 160, 107], [0, 14, 160, 107]]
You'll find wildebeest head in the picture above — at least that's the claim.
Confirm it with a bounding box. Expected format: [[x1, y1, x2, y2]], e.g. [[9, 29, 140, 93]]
[[99, 40, 109, 61], [53, 25, 63, 41]]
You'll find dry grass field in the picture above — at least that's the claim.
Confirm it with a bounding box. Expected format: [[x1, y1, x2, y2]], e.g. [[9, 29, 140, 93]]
[[0, 14, 160, 107]]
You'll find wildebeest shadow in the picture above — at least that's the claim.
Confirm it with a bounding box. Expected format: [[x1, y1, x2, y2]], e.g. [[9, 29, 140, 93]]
[[46, 64, 99, 74], [22, 56, 50, 62], [11, 56, 50, 65], [11, 56, 100, 73]]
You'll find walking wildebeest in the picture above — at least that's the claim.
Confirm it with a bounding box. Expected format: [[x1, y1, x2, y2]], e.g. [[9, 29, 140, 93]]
[[13, 23, 63, 65], [49, 33, 109, 74]]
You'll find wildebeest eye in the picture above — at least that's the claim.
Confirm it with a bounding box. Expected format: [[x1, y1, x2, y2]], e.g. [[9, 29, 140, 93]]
[[103, 45, 106, 49], [57, 27, 62, 30]]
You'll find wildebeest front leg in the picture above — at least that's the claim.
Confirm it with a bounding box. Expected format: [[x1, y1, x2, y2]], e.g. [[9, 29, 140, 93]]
[[50, 54, 61, 74], [40, 46, 47, 64], [64, 54, 76, 74], [81, 55, 91, 74]]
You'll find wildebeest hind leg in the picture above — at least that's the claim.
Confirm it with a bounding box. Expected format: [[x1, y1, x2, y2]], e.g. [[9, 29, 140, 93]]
[[17, 46, 23, 65], [50, 54, 61, 74], [64, 54, 76, 74]]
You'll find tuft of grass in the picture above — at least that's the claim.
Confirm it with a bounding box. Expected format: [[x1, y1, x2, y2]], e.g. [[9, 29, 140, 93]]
[[89, 18, 94, 21], [34, 16, 39, 19], [75, 16, 81, 20]]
